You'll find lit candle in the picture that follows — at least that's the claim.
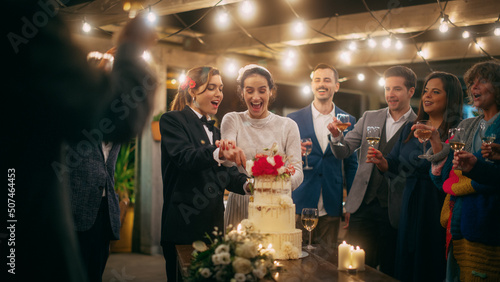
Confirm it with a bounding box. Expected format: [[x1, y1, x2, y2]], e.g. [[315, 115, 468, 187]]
[[350, 246, 365, 271], [338, 241, 351, 270]]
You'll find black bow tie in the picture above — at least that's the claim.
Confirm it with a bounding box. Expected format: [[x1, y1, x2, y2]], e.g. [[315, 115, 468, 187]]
[[200, 116, 215, 131]]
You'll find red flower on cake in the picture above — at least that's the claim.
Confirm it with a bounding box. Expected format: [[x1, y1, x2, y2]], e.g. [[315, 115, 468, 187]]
[[251, 155, 284, 176]]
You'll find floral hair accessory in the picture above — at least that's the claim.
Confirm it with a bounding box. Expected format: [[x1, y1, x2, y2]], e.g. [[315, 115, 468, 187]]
[[180, 76, 196, 90]]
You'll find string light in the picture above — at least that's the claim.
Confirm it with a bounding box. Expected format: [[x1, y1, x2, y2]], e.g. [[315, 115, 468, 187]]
[[293, 20, 305, 34], [339, 51, 351, 63], [494, 27, 500, 36], [147, 6, 157, 23], [348, 41, 357, 51], [357, 73, 365, 81], [368, 37, 377, 48], [225, 60, 238, 76], [217, 10, 229, 26], [395, 40, 403, 50], [82, 20, 91, 33], [142, 51, 152, 62], [302, 85, 311, 96], [462, 30, 470, 38], [439, 15, 449, 33], [382, 37, 391, 48], [239, 0, 256, 20], [378, 77, 385, 87]]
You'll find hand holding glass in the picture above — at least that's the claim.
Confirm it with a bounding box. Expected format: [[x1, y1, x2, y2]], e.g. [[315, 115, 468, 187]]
[[301, 208, 318, 250], [415, 120, 433, 159], [448, 128, 465, 170], [301, 138, 313, 170], [480, 122, 496, 163]]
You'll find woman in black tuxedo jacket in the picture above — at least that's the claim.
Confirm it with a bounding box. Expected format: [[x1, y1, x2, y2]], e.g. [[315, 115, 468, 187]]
[[160, 66, 248, 281]]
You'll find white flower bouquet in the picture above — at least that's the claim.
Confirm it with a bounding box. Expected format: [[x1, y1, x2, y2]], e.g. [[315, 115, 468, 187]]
[[187, 220, 279, 281]]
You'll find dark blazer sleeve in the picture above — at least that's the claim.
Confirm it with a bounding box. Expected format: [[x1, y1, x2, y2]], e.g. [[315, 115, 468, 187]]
[[161, 111, 219, 171]]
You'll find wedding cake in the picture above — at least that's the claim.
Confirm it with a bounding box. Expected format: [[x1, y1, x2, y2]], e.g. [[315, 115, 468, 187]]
[[245, 144, 302, 260]]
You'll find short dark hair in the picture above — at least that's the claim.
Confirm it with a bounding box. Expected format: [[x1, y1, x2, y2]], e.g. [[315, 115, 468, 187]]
[[463, 60, 500, 109], [383, 66, 417, 90], [313, 63, 339, 83]]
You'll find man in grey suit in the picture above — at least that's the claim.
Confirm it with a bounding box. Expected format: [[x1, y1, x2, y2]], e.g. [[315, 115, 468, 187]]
[[327, 66, 417, 276]]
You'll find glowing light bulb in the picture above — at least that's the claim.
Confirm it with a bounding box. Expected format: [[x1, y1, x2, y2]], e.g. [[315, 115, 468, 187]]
[[179, 73, 186, 85], [348, 41, 357, 51], [462, 30, 470, 38], [82, 21, 91, 32], [302, 85, 311, 96], [239, 0, 255, 19], [395, 40, 402, 50], [494, 27, 500, 36], [357, 73, 365, 81], [147, 10, 157, 23], [382, 37, 391, 48], [293, 20, 305, 34], [439, 21, 449, 33], [217, 10, 229, 26], [340, 51, 351, 63], [142, 51, 151, 62], [378, 77, 385, 87], [368, 38, 377, 48]]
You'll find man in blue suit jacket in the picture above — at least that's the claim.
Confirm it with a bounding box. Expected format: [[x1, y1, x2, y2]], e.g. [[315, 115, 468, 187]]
[[288, 63, 358, 249]]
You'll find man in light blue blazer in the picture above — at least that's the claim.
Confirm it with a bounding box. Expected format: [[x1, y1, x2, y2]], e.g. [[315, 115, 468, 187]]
[[327, 66, 417, 276], [288, 63, 358, 249]]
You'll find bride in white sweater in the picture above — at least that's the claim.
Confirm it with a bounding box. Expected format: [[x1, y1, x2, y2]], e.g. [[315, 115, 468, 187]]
[[222, 64, 304, 229]]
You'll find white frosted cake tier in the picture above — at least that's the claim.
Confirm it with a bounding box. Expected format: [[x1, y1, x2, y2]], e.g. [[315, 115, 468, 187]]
[[260, 229, 302, 260], [248, 176, 302, 260]]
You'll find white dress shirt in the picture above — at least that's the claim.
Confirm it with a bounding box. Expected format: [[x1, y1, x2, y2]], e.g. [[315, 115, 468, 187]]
[[385, 107, 414, 141], [311, 102, 335, 217]]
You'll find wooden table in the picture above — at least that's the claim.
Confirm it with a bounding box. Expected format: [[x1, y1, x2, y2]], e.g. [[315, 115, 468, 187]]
[[176, 245, 398, 281]]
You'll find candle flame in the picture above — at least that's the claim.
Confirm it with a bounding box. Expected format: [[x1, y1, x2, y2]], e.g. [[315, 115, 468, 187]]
[[258, 244, 263, 249], [356, 246, 360, 250], [267, 243, 273, 249], [237, 224, 242, 232]]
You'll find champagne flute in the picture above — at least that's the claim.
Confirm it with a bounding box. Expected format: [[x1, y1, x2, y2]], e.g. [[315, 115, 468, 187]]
[[480, 121, 496, 163], [448, 128, 465, 170], [301, 138, 313, 170], [301, 208, 318, 250], [366, 126, 381, 147], [332, 114, 350, 147], [415, 120, 433, 159]]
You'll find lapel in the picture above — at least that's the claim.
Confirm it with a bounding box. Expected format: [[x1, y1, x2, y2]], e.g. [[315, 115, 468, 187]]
[[182, 107, 213, 146], [300, 106, 324, 156]]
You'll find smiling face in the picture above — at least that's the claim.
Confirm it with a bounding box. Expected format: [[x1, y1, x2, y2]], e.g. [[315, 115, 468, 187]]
[[470, 77, 498, 112], [311, 68, 339, 102], [422, 78, 447, 118], [384, 76, 414, 115], [190, 74, 223, 117], [243, 73, 271, 119]]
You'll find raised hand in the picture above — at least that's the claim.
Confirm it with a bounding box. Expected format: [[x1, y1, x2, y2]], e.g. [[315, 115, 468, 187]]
[[481, 143, 500, 161], [326, 117, 351, 138]]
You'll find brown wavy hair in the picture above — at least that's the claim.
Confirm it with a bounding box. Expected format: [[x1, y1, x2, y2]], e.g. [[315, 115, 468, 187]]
[[170, 66, 220, 111], [463, 60, 500, 110]]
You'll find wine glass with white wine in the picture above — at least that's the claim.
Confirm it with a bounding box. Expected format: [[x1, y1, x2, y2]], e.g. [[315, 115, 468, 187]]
[[301, 208, 318, 251], [366, 126, 381, 147], [301, 138, 313, 170], [415, 120, 433, 159], [480, 121, 496, 163], [448, 127, 466, 170], [331, 114, 350, 147]]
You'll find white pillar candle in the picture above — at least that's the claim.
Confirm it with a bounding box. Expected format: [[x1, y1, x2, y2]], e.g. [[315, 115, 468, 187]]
[[350, 246, 365, 271], [338, 241, 351, 270]]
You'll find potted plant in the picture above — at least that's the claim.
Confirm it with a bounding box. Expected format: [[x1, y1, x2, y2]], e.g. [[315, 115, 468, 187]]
[[151, 112, 164, 141], [111, 141, 136, 252]]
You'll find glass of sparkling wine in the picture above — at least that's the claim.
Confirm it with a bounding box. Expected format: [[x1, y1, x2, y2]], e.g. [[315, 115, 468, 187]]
[[415, 120, 433, 159], [448, 128, 466, 170], [332, 114, 350, 147], [301, 138, 313, 170], [301, 208, 318, 250], [366, 126, 381, 147], [480, 122, 496, 163]]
